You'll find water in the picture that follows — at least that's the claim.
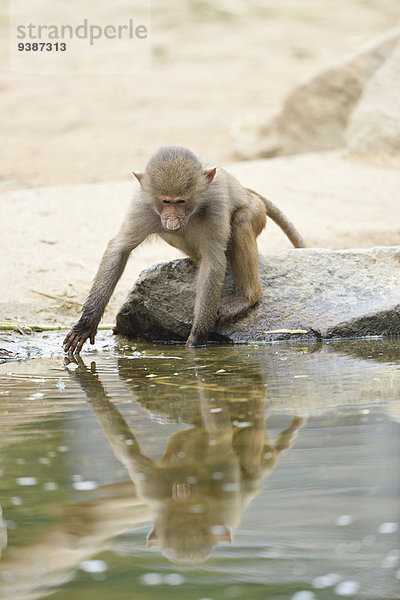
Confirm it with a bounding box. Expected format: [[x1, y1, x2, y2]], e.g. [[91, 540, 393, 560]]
[[0, 337, 399, 600]]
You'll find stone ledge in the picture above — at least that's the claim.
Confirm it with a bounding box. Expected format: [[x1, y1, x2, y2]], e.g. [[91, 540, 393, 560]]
[[116, 246, 400, 343]]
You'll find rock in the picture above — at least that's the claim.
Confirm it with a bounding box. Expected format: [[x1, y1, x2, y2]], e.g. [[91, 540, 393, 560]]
[[234, 28, 400, 160], [346, 42, 400, 164], [116, 246, 400, 343]]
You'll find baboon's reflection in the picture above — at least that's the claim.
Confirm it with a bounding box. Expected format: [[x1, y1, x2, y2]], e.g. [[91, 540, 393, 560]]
[[69, 355, 304, 564]]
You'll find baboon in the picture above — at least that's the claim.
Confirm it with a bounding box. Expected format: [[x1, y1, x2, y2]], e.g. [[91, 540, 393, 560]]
[[66, 355, 305, 564], [64, 146, 305, 352]]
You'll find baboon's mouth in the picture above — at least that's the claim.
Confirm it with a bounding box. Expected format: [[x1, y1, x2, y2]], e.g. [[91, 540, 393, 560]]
[[163, 217, 186, 231], [165, 221, 181, 231]]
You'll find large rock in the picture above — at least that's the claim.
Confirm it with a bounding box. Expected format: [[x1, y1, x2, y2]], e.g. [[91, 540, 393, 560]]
[[234, 29, 400, 160], [116, 246, 400, 343], [346, 42, 400, 163]]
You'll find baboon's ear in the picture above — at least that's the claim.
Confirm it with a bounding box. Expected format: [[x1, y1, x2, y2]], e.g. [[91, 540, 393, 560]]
[[132, 171, 144, 184], [146, 528, 158, 547], [204, 167, 217, 183]]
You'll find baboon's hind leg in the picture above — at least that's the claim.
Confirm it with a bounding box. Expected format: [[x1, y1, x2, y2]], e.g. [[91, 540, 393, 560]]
[[217, 215, 264, 325]]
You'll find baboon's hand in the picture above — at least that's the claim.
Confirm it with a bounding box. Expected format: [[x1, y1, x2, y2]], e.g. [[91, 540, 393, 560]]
[[185, 334, 207, 349], [63, 318, 98, 354]]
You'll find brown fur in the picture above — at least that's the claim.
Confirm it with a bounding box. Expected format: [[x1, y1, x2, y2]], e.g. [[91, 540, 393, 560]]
[[64, 146, 305, 352], [67, 355, 305, 564]]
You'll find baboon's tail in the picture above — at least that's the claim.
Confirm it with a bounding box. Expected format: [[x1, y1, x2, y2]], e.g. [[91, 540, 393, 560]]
[[247, 188, 306, 248]]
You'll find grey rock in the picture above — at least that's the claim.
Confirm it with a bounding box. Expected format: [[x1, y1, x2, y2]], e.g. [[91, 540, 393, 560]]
[[234, 28, 400, 160], [116, 246, 400, 343], [346, 42, 400, 162]]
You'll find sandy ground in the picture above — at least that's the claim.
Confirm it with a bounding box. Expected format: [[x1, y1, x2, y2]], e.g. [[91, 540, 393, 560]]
[[1, 1, 400, 188], [1, 1, 400, 331]]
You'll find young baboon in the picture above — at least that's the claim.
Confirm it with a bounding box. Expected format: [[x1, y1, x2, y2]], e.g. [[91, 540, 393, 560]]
[[66, 355, 305, 564], [64, 146, 305, 352]]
